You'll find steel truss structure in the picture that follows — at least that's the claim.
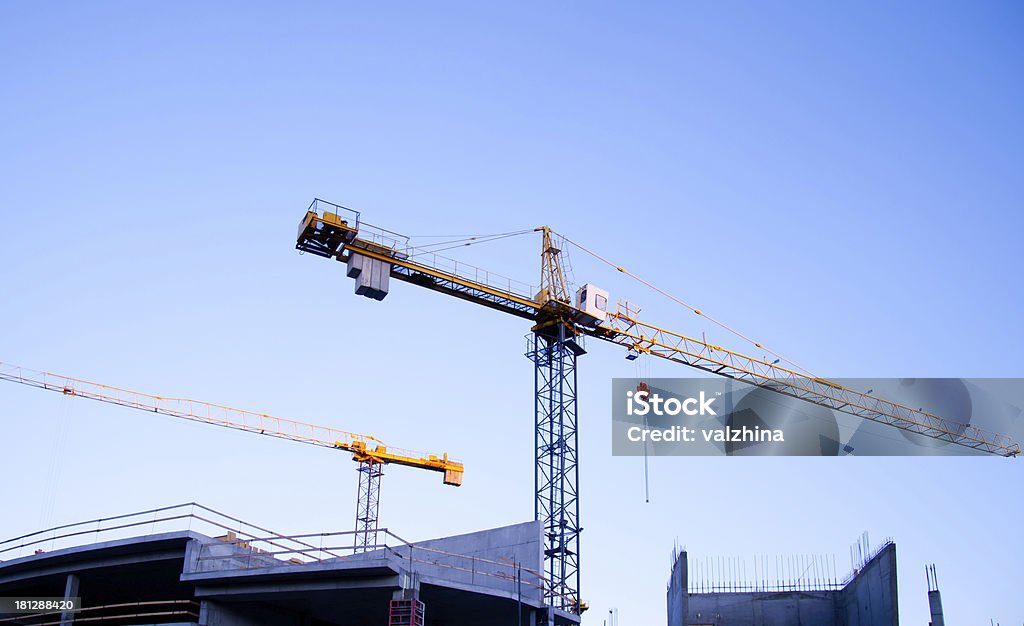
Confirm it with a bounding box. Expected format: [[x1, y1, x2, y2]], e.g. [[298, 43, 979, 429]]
[[355, 460, 384, 551], [528, 327, 583, 612]]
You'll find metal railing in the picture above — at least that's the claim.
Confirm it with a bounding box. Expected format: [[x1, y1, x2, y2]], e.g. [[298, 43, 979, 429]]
[[1, 504, 551, 603], [0, 503, 346, 563], [309, 197, 360, 229], [331, 213, 537, 303], [400, 244, 537, 301]]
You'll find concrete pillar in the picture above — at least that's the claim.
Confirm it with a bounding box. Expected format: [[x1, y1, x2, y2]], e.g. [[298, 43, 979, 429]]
[[389, 571, 424, 625], [927, 590, 944, 626], [60, 573, 79, 625]]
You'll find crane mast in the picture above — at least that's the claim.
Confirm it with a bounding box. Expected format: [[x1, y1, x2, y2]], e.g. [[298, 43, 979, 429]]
[[295, 198, 1019, 616], [0, 361, 464, 551], [531, 225, 587, 611]]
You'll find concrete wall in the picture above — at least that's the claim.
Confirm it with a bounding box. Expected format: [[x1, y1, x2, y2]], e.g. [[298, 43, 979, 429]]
[[667, 551, 687, 626], [684, 591, 835, 626], [837, 544, 898, 626], [667, 544, 899, 626], [395, 520, 546, 604]]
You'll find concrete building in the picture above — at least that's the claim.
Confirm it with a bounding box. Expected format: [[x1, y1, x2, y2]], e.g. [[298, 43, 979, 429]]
[[668, 542, 899, 626], [0, 504, 580, 626]]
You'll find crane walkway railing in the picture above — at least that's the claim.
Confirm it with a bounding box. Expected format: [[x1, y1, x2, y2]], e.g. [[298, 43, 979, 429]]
[[302, 199, 538, 305]]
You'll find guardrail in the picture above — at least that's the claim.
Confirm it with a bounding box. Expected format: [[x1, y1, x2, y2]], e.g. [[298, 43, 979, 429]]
[[1, 504, 552, 604], [0, 503, 364, 563]]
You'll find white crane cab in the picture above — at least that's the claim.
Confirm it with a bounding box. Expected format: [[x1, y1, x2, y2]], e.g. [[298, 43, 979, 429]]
[[575, 283, 609, 326]]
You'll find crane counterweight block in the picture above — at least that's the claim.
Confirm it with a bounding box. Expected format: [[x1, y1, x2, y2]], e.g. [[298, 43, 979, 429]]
[[346, 251, 391, 300], [443, 467, 465, 487]]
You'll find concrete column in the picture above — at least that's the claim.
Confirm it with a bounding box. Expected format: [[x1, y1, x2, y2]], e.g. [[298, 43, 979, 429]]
[[389, 571, 424, 624], [927, 590, 945, 626], [60, 573, 79, 625]]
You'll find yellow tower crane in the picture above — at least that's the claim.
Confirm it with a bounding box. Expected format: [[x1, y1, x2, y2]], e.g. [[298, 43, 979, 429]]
[[294, 198, 1019, 616], [0, 361, 464, 551]]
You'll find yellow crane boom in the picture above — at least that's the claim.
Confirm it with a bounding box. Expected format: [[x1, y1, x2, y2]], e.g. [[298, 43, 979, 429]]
[[0, 361, 464, 549]]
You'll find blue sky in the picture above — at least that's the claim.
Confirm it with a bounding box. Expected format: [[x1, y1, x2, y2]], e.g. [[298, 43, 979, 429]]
[[2, 2, 1022, 623]]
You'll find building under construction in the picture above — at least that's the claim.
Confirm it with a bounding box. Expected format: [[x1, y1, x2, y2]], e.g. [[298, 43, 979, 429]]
[[668, 539, 899, 626], [0, 504, 577, 626], [2, 514, 950, 626], [666, 541, 954, 626]]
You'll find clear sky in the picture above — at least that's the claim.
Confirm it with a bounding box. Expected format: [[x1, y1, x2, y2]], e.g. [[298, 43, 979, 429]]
[[2, 2, 1022, 624]]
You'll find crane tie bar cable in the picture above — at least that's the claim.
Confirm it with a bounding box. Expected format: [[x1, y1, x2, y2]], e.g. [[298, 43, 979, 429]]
[[409, 229, 535, 256], [556, 231, 818, 378]]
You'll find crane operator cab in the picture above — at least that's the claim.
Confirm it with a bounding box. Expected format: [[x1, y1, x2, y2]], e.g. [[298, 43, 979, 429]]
[[575, 283, 609, 327]]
